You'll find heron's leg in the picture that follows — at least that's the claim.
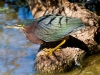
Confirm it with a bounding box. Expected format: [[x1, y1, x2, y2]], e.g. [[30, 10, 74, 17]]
[[43, 36, 69, 55], [52, 39, 66, 51]]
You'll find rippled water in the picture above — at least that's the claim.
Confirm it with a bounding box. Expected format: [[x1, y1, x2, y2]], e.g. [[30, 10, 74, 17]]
[[0, 11, 40, 75]]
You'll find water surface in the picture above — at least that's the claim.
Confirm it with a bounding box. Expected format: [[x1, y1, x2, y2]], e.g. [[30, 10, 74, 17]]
[[0, 3, 39, 75]]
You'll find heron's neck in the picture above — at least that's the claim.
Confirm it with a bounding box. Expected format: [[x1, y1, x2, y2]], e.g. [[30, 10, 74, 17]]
[[23, 23, 35, 33]]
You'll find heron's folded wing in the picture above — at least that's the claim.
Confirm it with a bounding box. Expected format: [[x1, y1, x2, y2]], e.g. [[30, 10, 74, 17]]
[[35, 15, 85, 42]]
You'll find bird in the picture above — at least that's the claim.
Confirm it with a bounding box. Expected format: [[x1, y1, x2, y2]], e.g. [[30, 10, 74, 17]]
[[6, 14, 85, 55]]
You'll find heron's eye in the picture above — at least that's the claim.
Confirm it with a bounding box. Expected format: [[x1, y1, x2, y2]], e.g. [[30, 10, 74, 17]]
[[22, 24, 25, 27]]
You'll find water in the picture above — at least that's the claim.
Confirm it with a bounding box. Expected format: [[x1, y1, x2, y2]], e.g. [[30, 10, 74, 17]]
[[0, 13, 40, 75], [0, 2, 39, 75]]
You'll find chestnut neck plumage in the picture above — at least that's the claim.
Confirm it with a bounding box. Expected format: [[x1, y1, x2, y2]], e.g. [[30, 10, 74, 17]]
[[21, 21, 44, 44]]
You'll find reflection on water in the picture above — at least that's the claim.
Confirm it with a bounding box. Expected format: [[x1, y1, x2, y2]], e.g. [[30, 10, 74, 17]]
[[0, 2, 39, 75], [18, 6, 33, 20]]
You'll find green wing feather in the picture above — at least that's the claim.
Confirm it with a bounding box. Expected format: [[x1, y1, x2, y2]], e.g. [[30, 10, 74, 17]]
[[34, 14, 85, 42]]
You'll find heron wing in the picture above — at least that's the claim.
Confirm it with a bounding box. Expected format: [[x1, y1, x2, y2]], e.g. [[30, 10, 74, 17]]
[[34, 14, 85, 42]]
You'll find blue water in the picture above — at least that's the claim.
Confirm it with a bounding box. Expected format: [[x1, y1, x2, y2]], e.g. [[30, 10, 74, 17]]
[[0, 2, 39, 75]]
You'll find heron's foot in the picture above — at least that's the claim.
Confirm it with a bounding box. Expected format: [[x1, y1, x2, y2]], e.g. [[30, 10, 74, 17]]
[[43, 47, 61, 56], [41, 39, 67, 56]]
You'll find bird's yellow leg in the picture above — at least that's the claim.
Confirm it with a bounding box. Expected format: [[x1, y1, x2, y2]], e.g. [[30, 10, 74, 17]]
[[43, 36, 69, 55], [53, 39, 66, 51]]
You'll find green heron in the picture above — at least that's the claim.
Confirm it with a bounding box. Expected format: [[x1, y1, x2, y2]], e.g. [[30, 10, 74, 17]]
[[7, 14, 85, 55]]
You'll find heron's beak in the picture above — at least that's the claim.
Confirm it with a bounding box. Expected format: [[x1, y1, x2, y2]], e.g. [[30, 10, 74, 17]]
[[5, 24, 25, 29]]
